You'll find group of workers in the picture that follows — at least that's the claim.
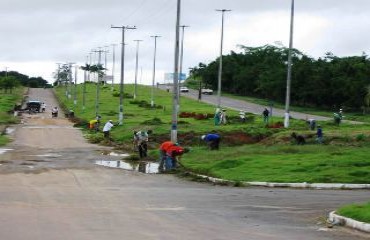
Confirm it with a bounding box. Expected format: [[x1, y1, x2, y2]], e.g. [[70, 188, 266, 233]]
[[88, 115, 222, 172]]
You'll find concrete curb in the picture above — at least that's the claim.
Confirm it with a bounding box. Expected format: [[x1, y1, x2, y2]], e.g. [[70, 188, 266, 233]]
[[329, 211, 370, 233], [194, 173, 370, 189]]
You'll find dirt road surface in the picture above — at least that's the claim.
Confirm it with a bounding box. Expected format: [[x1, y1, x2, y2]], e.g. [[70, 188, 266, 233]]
[[0, 88, 368, 240]]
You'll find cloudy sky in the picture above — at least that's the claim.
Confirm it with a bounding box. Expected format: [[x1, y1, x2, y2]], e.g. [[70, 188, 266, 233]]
[[1, 0, 370, 85]]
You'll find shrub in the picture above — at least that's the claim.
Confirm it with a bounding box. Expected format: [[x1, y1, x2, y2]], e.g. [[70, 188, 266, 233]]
[[141, 117, 163, 125], [356, 133, 366, 141]]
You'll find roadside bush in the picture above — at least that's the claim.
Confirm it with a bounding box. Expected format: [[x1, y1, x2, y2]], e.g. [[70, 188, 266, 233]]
[[87, 133, 104, 143], [356, 133, 366, 141], [103, 110, 118, 116], [141, 117, 163, 125]]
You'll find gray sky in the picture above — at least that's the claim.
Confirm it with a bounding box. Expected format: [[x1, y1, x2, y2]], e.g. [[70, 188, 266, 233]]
[[1, 0, 370, 84]]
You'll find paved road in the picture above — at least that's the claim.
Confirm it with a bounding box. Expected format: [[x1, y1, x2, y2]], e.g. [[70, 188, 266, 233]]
[[0, 88, 368, 240], [174, 87, 335, 122]]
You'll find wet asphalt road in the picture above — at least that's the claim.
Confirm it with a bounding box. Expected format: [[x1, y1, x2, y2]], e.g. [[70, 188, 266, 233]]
[[0, 88, 368, 240]]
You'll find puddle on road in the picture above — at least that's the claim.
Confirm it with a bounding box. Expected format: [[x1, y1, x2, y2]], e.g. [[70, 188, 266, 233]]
[[0, 149, 13, 155], [100, 151, 130, 157], [95, 160, 159, 174], [27, 154, 62, 158], [5, 128, 15, 135]]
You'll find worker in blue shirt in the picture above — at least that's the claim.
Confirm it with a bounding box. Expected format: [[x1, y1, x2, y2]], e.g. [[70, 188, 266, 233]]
[[201, 133, 221, 150]]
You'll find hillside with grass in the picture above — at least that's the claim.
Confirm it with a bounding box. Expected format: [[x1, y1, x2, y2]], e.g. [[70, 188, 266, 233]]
[[54, 83, 370, 184]]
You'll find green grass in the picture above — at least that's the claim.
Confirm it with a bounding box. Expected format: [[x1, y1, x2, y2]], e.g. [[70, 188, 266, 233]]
[[337, 202, 370, 223], [55, 83, 370, 184], [0, 88, 23, 125], [0, 135, 10, 146], [0, 88, 23, 146], [180, 144, 370, 183]]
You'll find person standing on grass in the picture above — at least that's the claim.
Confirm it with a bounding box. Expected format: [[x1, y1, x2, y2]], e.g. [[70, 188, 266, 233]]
[[134, 130, 152, 158], [263, 108, 270, 124], [316, 125, 323, 144], [214, 109, 221, 125], [103, 120, 114, 140]]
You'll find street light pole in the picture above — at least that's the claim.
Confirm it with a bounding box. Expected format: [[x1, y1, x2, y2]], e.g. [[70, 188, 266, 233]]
[[150, 35, 160, 107], [111, 25, 136, 125], [178, 25, 189, 105], [133, 39, 143, 99], [171, 0, 181, 143], [104, 45, 109, 86], [111, 44, 117, 91], [74, 64, 78, 109], [93, 48, 103, 117], [82, 55, 88, 112], [215, 9, 231, 111], [67, 63, 75, 100], [284, 0, 295, 128]]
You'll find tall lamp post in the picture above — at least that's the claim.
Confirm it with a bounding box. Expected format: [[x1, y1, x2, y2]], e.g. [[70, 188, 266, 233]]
[[171, 0, 181, 143], [73, 64, 78, 109], [215, 9, 231, 112], [150, 35, 160, 107], [111, 25, 136, 125], [284, 0, 295, 128], [178, 25, 189, 105], [111, 44, 117, 91], [93, 48, 104, 117], [82, 55, 88, 112], [133, 39, 143, 99]]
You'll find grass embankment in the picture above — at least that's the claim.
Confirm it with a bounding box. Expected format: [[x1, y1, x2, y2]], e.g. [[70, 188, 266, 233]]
[[55, 84, 370, 184], [0, 88, 24, 146], [338, 202, 370, 223]]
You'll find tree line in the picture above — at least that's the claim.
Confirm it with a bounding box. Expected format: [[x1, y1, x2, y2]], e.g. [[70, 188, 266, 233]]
[[188, 45, 370, 112], [0, 71, 49, 93]]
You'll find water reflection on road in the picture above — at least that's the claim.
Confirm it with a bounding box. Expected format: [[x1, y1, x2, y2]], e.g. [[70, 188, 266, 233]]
[[95, 160, 159, 174]]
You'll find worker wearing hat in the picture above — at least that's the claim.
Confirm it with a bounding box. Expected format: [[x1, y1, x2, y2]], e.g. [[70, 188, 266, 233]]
[[102, 120, 114, 139]]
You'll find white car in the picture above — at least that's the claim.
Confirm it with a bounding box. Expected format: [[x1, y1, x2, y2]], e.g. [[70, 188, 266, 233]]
[[201, 88, 213, 95], [180, 86, 189, 92]]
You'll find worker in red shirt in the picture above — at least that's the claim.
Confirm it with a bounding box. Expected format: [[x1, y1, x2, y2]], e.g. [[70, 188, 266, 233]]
[[165, 145, 185, 170], [159, 141, 175, 172]]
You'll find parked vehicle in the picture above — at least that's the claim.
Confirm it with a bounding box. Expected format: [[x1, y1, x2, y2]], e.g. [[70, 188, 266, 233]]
[[26, 101, 42, 113], [201, 88, 213, 95], [180, 86, 189, 93]]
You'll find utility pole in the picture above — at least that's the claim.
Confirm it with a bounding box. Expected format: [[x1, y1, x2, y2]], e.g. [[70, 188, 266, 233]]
[[284, 0, 295, 128], [111, 44, 117, 91], [133, 39, 143, 99], [104, 45, 109, 85], [171, 0, 181, 143], [111, 25, 136, 125], [178, 25, 189, 105], [67, 63, 75, 100], [74, 64, 78, 109], [82, 55, 88, 112], [93, 48, 104, 117], [215, 9, 231, 112], [150, 35, 160, 107]]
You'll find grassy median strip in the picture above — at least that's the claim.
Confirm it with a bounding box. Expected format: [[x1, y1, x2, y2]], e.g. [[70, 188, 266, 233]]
[[181, 144, 370, 183], [55, 84, 370, 184], [338, 202, 370, 223]]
